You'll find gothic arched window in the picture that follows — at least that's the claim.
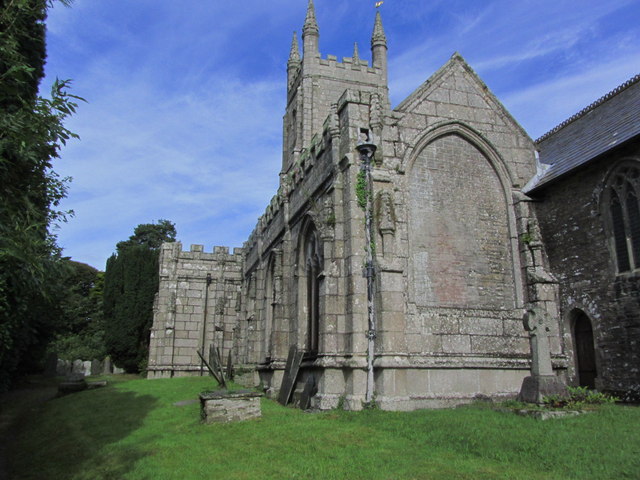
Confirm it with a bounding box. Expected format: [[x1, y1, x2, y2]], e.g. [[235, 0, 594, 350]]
[[605, 163, 640, 273], [263, 257, 276, 361], [303, 225, 322, 353]]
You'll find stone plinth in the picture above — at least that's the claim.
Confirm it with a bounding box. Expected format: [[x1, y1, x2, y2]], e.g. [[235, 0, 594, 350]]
[[518, 375, 567, 404], [199, 390, 263, 424]]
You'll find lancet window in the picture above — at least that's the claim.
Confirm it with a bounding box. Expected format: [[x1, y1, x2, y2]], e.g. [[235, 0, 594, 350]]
[[303, 226, 322, 353], [606, 162, 640, 273]]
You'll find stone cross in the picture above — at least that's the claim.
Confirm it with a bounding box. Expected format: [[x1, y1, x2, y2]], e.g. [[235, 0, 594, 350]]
[[523, 307, 554, 376], [518, 306, 567, 403]]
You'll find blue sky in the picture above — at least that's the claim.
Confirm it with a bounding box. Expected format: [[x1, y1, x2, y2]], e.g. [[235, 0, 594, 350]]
[[43, 0, 640, 269]]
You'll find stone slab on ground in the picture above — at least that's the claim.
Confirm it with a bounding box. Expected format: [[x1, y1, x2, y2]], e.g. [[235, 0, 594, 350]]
[[199, 389, 263, 424], [58, 374, 88, 396], [497, 407, 589, 420]]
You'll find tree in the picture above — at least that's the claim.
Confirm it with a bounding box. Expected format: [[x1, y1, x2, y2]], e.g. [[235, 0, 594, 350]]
[[48, 260, 106, 361], [0, 0, 81, 390], [116, 219, 176, 251], [103, 220, 176, 372]]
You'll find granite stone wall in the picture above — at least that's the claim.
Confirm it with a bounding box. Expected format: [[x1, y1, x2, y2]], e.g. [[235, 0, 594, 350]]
[[147, 243, 243, 379], [533, 142, 640, 396]]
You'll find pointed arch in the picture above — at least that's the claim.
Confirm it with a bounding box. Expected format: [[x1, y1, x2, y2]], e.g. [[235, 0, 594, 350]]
[[405, 121, 523, 308], [262, 253, 277, 361], [295, 217, 324, 354], [567, 309, 598, 389], [601, 159, 640, 273], [402, 121, 516, 189]]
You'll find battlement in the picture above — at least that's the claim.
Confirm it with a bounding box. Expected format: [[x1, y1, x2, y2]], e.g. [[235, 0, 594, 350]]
[[287, 50, 385, 107], [290, 54, 382, 86], [160, 241, 244, 261]]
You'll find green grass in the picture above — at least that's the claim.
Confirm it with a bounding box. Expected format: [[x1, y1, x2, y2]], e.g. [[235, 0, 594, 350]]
[[5, 376, 640, 480]]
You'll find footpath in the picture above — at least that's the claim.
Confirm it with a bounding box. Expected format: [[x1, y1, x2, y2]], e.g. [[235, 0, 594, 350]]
[[0, 377, 58, 480]]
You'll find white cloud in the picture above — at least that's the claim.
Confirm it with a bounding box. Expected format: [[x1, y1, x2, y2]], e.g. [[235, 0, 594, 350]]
[[503, 53, 640, 139], [44, 0, 640, 268]]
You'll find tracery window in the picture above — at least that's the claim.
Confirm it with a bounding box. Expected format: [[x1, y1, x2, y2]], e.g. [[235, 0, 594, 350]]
[[606, 163, 640, 273], [303, 226, 322, 353], [263, 258, 276, 360]]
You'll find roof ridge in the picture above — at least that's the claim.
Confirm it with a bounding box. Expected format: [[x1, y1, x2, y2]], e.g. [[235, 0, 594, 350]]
[[535, 73, 640, 144]]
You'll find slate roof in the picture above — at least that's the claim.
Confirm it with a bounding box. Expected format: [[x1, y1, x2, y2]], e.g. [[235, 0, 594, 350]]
[[526, 74, 640, 193]]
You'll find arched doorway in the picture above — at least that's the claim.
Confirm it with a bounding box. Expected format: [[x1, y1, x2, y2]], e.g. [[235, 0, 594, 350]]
[[573, 311, 597, 389]]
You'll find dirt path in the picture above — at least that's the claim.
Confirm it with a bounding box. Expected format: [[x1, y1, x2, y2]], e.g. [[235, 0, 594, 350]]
[[0, 377, 59, 480]]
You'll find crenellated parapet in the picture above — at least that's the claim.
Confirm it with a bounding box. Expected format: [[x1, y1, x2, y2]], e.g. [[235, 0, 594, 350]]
[[282, 6, 389, 175], [148, 241, 244, 378]]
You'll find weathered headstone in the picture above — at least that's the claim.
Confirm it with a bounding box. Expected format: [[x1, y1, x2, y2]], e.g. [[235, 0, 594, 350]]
[[198, 348, 226, 388], [208, 344, 226, 388], [102, 356, 113, 375], [56, 359, 71, 376], [91, 359, 102, 376], [72, 359, 84, 375], [278, 346, 304, 406], [518, 307, 568, 403], [82, 360, 92, 377]]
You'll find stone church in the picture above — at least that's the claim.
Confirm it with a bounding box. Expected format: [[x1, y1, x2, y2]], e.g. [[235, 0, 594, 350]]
[[147, 1, 640, 409]]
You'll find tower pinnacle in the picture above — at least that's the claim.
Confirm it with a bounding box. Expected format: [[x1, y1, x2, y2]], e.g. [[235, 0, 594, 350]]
[[371, 10, 388, 86], [371, 10, 386, 48], [303, 0, 319, 36], [302, 0, 319, 58], [287, 31, 301, 85], [288, 31, 301, 64]]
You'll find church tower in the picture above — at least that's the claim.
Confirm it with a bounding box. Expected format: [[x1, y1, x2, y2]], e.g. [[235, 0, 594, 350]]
[[281, 1, 390, 174]]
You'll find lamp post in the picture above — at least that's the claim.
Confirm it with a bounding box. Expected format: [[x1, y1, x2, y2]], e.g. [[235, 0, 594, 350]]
[[356, 140, 377, 404]]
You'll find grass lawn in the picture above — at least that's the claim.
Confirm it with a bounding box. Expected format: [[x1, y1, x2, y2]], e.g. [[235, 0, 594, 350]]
[[5, 375, 639, 480]]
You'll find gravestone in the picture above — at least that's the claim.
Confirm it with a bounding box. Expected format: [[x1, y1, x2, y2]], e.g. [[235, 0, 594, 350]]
[[277, 346, 304, 406], [72, 359, 84, 375], [518, 307, 568, 403], [56, 359, 71, 376], [102, 356, 113, 374], [91, 359, 102, 376]]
